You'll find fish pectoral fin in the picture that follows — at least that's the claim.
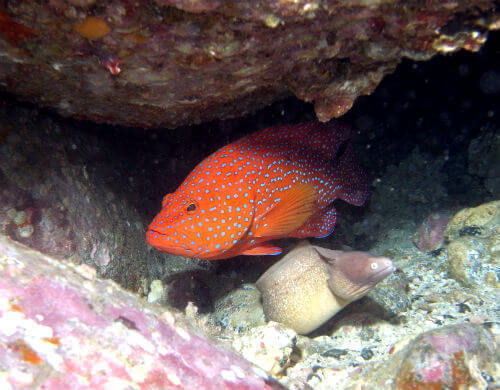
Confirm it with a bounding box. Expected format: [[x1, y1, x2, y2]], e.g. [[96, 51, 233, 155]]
[[241, 243, 282, 256], [254, 183, 316, 238]]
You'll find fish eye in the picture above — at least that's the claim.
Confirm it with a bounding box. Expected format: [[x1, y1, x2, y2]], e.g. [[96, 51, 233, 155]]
[[186, 203, 196, 212], [370, 262, 378, 270]]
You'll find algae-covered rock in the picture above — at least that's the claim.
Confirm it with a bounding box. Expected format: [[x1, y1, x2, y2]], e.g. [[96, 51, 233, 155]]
[[147, 279, 168, 304], [363, 270, 411, 319], [445, 201, 500, 288], [232, 322, 297, 376], [0, 235, 285, 389], [447, 237, 499, 288], [337, 323, 499, 389], [210, 284, 266, 332], [446, 200, 500, 239], [394, 323, 498, 389], [0, 1, 497, 128]]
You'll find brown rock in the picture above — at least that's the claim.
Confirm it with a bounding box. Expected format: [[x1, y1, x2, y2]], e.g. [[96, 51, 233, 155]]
[[0, 1, 497, 128]]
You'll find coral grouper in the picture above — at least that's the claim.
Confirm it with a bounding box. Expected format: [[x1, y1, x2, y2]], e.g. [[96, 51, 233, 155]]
[[147, 120, 370, 260]]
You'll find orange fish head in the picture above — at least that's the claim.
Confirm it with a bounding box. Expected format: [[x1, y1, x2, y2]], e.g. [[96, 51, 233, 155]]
[[146, 191, 254, 260]]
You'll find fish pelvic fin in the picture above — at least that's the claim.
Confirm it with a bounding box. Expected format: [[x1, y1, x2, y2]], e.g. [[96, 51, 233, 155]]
[[241, 243, 282, 256]]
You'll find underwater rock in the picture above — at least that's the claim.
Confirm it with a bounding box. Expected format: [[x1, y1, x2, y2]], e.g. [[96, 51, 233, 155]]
[[446, 237, 497, 288], [413, 211, 452, 253], [356, 147, 451, 244], [0, 101, 207, 293], [231, 322, 297, 376], [394, 323, 498, 389], [147, 279, 168, 304], [328, 322, 500, 389], [0, 2, 497, 128], [360, 269, 411, 319], [210, 284, 266, 332], [256, 241, 395, 334], [468, 128, 500, 195], [0, 235, 286, 389], [446, 200, 500, 239], [445, 200, 500, 288]]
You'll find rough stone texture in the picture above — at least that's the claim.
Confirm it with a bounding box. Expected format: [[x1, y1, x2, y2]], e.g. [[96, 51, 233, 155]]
[[393, 323, 498, 389], [282, 321, 499, 389], [445, 200, 500, 288], [412, 211, 452, 253], [341, 322, 500, 389], [0, 100, 208, 293], [468, 126, 500, 195], [210, 284, 266, 332], [0, 19, 498, 389], [0, 234, 286, 390], [0, 1, 498, 128], [446, 200, 500, 240], [232, 322, 297, 376]]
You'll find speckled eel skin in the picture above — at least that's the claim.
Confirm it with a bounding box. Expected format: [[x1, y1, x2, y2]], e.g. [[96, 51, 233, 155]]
[[147, 120, 370, 260]]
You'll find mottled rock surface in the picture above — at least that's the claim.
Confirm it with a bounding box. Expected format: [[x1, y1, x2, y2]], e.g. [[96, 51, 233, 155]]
[[446, 200, 500, 288], [0, 1, 498, 128], [0, 235, 285, 389], [393, 323, 498, 389], [210, 284, 265, 332], [0, 100, 208, 293], [345, 322, 499, 389], [468, 126, 500, 195], [232, 322, 297, 376]]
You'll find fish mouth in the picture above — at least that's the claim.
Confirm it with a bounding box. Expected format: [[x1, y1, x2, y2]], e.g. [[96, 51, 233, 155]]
[[368, 263, 396, 284], [148, 228, 166, 236], [147, 228, 168, 240], [146, 229, 166, 245], [146, 228, 177, 252], [344, 263, 396, 300]]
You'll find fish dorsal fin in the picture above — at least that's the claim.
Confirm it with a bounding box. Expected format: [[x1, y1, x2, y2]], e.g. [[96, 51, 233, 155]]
[[254, 184, 316, 238]]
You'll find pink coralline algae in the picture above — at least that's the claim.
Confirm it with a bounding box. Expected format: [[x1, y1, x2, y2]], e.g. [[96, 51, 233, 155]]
[[0, 235, 285, 390], [395, 323, 496, 389], [413, 212, 452, 253]]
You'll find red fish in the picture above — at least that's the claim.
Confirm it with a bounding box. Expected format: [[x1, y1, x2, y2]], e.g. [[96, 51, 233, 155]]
[[146, 120, 369, 260]]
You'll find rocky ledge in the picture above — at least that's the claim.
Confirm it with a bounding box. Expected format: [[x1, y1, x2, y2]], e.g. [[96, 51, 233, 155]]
[[0, 0, 498, 128]]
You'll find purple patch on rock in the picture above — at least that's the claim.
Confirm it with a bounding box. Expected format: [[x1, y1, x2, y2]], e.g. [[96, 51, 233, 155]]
[[20, 277, 106, 333], [413, 212, 451, 253]]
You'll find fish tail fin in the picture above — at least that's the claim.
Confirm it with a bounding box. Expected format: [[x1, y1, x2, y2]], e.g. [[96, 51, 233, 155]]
[[336, 142, 370, 206]]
